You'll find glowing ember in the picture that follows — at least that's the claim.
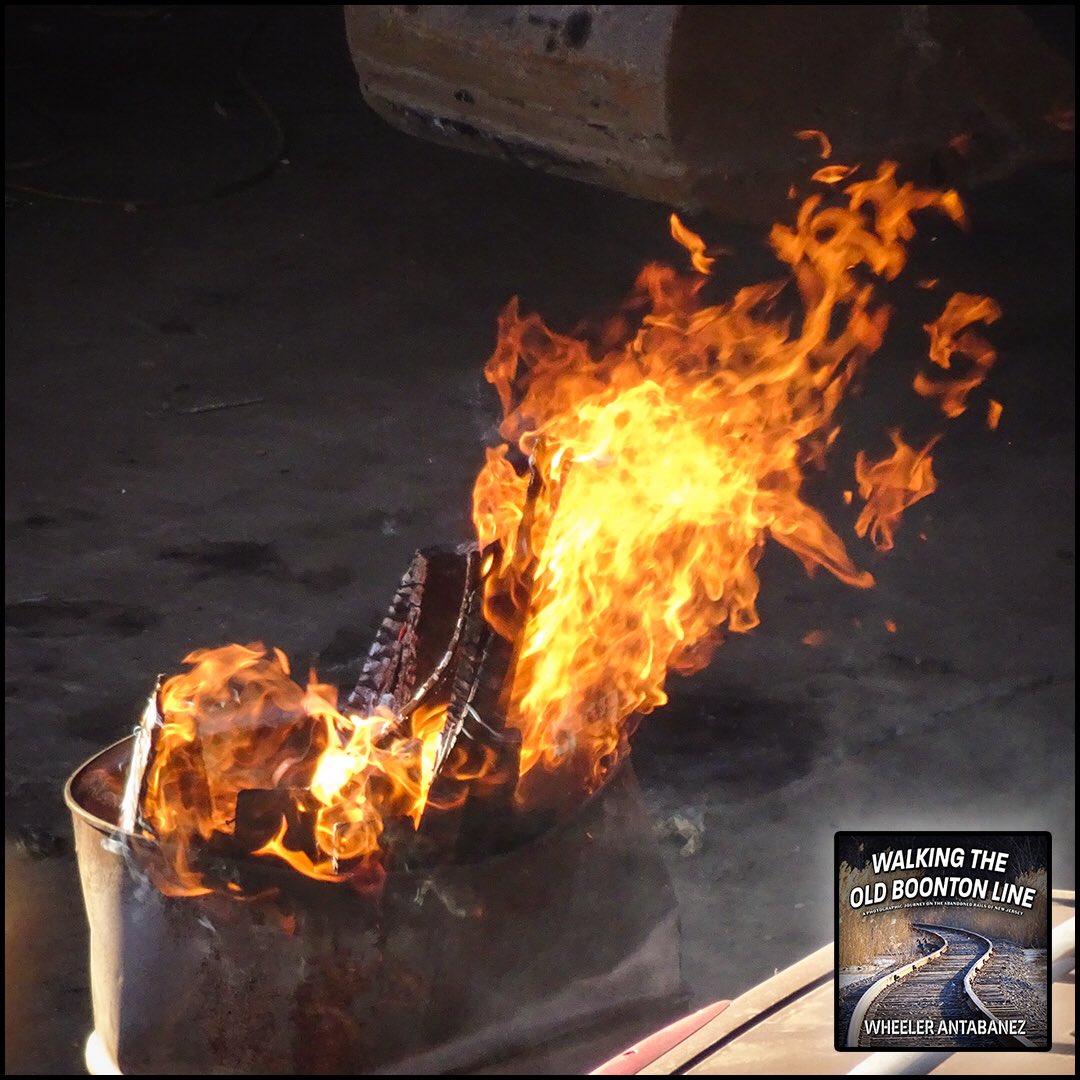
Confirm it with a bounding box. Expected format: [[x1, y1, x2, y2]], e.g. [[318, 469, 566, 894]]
[[132, 154, 1001, 892], [948, 133, 973, 157]]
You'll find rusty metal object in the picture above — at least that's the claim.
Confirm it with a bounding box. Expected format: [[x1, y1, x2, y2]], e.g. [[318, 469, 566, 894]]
[[345, 5, 1073, 220], [67, 736, 684, 1074], [346, 5, 685, 203]]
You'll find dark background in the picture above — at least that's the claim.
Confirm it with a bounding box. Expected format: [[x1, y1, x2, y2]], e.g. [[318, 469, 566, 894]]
[[5, 5, 1074, 1073]]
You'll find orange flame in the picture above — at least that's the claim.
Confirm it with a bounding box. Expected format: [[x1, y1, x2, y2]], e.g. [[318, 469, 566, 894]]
[[915, 293, 1001, 418], [138, 159, 998, 890], [474, 162, 968, 788], [812, 163, 860, 185], [669, 213, 715, 274], [253, 818, 350, 882], [139, 644, 467, 888], [795, 129, 832, 159], [987, 399, 1003, 430], [854, 430, 940, 552]]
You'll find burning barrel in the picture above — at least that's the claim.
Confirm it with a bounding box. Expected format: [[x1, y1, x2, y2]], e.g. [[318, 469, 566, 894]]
[[64, 153, 1010, 1072], [65, 546, 684, 1074], [67, 742, 682, 1074]]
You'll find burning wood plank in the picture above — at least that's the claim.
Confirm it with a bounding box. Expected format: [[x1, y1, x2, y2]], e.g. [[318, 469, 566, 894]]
[[345, 549, 428, 716]]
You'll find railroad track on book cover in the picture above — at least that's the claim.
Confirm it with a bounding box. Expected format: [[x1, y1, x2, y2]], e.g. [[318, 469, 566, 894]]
[[853, 924, 1041, 1049]]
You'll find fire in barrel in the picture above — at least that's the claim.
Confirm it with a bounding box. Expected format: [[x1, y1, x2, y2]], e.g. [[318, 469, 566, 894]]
[[67, 148, 1003, 1072]]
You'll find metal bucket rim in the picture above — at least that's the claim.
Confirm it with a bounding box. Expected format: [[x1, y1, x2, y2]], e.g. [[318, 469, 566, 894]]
[[64, 734, 135, 837]]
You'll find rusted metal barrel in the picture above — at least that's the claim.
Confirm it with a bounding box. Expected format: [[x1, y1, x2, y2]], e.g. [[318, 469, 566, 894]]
[[66, 737, 683, 1074], [345, 5, 1073, 219]]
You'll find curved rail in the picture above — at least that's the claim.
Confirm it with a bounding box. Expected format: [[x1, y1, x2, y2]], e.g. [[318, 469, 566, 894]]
[[962, 925, 1053, 1049], [848, 923, 1035, 1049], [940, 923, 1045, 1049], [846, 928, 950, 1047], [848, 903, 1072, 1073]]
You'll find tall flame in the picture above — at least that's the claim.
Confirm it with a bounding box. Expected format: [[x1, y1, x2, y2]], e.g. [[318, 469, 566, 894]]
[[474, 162, 969, 789]]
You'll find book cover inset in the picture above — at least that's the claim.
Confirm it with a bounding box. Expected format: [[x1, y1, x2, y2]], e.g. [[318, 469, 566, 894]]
[[835, 831, 1051, 1051]]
